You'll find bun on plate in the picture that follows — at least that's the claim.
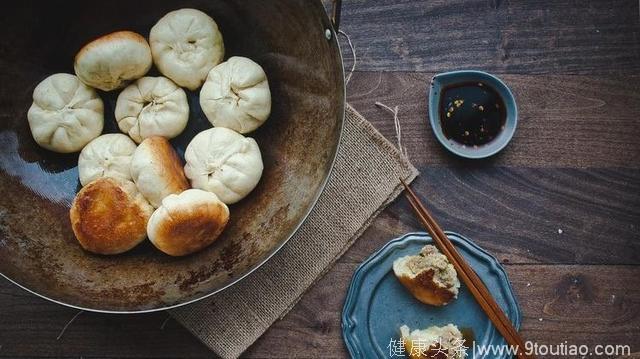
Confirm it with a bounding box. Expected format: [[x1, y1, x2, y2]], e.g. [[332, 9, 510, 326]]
[[399, 324, 466, 359], [184, 127, 263, 204], [200, 56, 271, 133], [27, 73, 104, 153], [74, 31, 152, 91], [115, 76, 189, 143], [147, 189, 229, 256], [70, 177, 153, 255], [78, 134, 137, 186], [131, 136, 190, 208], [149, 8, 224, 90], [393, 245, 460, 306]]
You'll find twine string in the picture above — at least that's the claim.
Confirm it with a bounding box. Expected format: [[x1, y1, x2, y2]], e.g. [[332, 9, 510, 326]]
[[160, 315, 172, 330], [375, 102, 408, 159], [337, 30, 408, 159], [57, 310, 84, 340], [338, 30, 356, 85]]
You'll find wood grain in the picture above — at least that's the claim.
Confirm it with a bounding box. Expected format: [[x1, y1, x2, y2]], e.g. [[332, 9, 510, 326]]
[[3, 263, 638, 358], [1, 1, 640, 358], [0, 279, 211, 358], [339, 167, 640, 265], [346, 72, 640, 168], [244, 263, 640, 358], [2, 167, 637, 358], [336, 0, 640, 74]]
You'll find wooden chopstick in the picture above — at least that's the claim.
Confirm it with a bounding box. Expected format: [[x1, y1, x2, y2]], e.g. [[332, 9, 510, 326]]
[[400, 179, 534, 359], [402, 192, 527, 355], [402, 192, 530, 359], [402, 189, 524, 344]]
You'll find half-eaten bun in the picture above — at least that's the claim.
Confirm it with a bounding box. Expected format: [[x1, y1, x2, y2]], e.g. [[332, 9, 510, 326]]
[[393, 245, 460, 306], [399, 324, 466, 359]]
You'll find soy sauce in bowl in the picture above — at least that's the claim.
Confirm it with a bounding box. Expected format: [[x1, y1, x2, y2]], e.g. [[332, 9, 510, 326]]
[[439, 82, 506, 147]]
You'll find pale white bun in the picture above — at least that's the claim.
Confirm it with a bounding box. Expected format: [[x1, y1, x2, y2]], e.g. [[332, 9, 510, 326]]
[[399, 324, 466, 359], [184, 127, 263, 204], [70, 177, 153, 255], [149, 8, 224, 90], [74, 31, 152, 91], [200, 56, 271, 133], [27, 73, 104, 153], [115, 76, 189, 143], [130, 136, 190, 208], [78, 133, 137, 186], [393, 245, 460, 306], [147, 189, 229, 256]]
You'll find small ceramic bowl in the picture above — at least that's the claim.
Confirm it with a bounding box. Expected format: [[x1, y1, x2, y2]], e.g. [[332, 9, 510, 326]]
[[428, 70, 518, 159]]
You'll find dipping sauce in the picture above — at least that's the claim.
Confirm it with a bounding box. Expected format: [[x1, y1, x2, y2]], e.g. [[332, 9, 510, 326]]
[[439, 82, 506, 146], [460, 327, 476, 349]]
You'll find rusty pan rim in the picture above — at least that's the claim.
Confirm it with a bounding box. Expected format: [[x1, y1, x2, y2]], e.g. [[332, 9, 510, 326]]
[[0, 3, 346, 314]]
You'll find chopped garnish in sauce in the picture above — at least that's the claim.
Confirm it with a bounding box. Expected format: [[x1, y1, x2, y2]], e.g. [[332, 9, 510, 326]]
[[439, 82, 506, 146]]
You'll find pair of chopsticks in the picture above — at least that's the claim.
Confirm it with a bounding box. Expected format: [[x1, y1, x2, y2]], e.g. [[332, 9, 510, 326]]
[[400, 179, 534, 359]]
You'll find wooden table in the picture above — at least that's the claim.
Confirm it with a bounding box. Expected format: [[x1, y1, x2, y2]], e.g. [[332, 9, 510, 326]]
[[1, 1, 639, 357]]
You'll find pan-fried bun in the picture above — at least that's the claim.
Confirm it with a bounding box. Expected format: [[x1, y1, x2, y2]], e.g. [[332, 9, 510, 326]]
[[400, 324, 465, 359], [393, 245, 460, 306], [78, 133, 137, 186], [147, 189, 229, 256], [184, 127, 263, 204], [70, 177, 153, 255], [115, 76, 189, 143], [131, 136, 190, 208], [74, 31, 152, 91], [27, 73, 104, 153], [149, 8, 224, 90]]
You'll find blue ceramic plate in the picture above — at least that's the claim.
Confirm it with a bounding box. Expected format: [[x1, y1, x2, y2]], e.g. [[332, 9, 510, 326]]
[[342, 232, 521, 358], [428, 70, 518, 159]]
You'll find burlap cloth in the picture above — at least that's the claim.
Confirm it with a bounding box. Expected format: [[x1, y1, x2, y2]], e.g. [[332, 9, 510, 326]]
[[169, 104, 418, 358]]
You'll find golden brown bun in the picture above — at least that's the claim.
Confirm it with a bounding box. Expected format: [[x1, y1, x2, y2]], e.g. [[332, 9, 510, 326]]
[[70, 177, 153, 255], [392, 245, 460, 306], [395, 270, 456, 306], [74, 31, 152, 91], [74, 31, 147, 60], [130, 136, 190, 208], [147, 189, 229, 256]]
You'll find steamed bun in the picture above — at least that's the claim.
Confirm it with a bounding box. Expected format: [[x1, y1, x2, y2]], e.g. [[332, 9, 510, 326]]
[[200, 56, 271, 133], [184, 127, 263, 204], [78, 134, 137, 186], [149, 8, 224, 90], [115, 76, 189, 143], [27, 73, 104, 153], [147, 189, 229, 256], [70, 177, 153, 255], [74, 31, 152, 91], [131, 136, 190, 208]]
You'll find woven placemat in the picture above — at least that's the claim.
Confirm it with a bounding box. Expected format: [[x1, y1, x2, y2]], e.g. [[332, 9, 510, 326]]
[[169, 104, 418, 358]]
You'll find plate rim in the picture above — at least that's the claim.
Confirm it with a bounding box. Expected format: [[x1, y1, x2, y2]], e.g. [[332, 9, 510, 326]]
[[341, 231, 522, 358]]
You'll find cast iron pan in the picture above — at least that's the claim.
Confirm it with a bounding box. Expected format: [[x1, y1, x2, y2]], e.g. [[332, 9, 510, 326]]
[[0, 0, 345, 312]]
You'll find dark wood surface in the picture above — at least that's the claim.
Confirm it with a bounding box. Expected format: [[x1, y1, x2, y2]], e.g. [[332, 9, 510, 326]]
[[1, 0, 639, 358]]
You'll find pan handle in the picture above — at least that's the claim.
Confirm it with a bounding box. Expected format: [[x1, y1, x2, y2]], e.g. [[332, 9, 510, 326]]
[[331, 0, 342, 31]]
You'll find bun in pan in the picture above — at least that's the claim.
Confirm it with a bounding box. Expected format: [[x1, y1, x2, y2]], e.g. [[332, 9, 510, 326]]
[[131, 136, 190, 208], [70, 177, 153, 255], [147, 189, 229, 256]]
